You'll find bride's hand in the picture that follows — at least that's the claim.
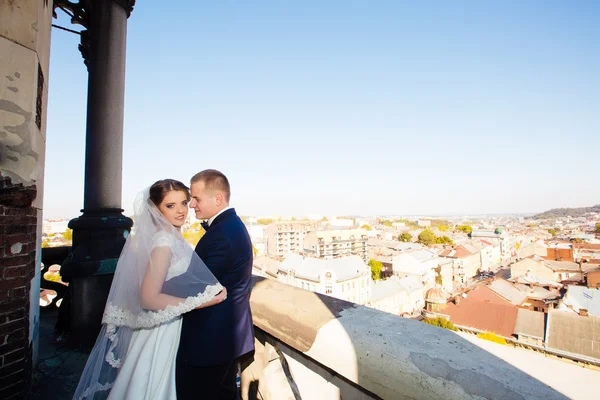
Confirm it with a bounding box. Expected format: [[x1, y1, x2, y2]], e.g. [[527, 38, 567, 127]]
[[214, 287, 227, 303], [195, 287, 227, 309]]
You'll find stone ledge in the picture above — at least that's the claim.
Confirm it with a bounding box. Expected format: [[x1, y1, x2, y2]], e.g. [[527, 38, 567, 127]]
[[249, 276, 599, 400]]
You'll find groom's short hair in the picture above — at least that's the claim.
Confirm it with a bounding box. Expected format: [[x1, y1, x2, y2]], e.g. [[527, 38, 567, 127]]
[[191, 169, 231, 203]]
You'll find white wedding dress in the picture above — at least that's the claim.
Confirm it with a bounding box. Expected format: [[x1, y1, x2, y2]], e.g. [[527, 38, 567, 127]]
[[108, 231, 191, 400]]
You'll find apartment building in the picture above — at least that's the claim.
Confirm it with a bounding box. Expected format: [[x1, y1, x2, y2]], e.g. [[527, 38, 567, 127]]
[[267, 221, 319, 257], [303, 228, 369, 262]]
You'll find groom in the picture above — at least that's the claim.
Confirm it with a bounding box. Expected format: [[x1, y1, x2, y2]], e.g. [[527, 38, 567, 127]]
[[176, 169, 255, 399]]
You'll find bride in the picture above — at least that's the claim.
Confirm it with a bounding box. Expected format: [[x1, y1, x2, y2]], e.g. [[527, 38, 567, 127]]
[[73, 179, 226, 399]]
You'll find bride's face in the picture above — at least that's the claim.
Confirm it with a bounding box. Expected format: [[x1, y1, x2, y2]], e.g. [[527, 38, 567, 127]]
[[158, 190, 189, 228]]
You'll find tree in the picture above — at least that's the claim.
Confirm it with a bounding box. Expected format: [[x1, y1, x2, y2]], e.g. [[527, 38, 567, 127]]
[[252, 243, 258, 257], [63, 228, 73, 241], [381, 220, 393, 227], [182, 227, 205, 245], [457, 225, 472, 234], [571, 238, 584, 244], [434, 265, 443, 286], [435, 236, 453, 245], [417, 230, 436, 246], [361, 224, 372, 231], [398, 232, 413, 242], [42, 239, 50, 248], [547, 228, 558, 236], [368, 259, 383, 281], [596, 223, 600, 234], [438, 225, 448, 232], [256, 218, 274, 225]]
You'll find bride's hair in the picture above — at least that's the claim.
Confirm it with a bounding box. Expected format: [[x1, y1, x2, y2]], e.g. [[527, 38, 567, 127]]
[[149, 179, 191, 206]]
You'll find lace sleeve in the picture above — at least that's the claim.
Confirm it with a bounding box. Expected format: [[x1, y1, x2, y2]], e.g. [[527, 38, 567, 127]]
[[152, 231, 175, 249]]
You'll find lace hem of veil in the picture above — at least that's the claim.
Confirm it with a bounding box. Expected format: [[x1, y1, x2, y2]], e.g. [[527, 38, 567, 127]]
[[100, 282, 223, 370], [76, 382, 113, 400], [102, 282, 223, 329]]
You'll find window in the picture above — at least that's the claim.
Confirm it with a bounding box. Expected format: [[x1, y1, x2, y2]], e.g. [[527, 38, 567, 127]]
[[326, 286, 332, 294]]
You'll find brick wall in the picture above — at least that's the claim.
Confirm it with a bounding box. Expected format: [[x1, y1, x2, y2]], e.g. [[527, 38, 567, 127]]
[[588, 270, 600, 289], [0, 173, 38, 399]]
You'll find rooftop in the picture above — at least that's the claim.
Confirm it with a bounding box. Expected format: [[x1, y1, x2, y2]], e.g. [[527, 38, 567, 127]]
[[561, 286, 600, 317], [442, 285, 519, 338], [279, 254, 369, 282], [514, 308, 545, 340]]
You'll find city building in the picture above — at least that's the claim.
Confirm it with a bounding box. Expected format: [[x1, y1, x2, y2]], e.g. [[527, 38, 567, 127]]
[[266, 221, 319, 257], [303, 228, 368, 262], [392, 250, 452, 292], [369, 276, 424, 316], [42, 219, 69, 235], [277, 254, 371, 305], [438, 244, 481, 284]]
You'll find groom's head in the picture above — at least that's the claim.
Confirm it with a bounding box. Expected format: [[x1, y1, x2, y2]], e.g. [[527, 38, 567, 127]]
[[189, 169, 231, 220]]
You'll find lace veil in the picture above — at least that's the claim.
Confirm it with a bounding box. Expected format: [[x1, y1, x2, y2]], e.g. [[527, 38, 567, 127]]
[[73, 187, 223, 399]]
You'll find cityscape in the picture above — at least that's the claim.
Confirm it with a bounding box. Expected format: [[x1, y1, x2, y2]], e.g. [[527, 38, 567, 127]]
[[43, 205, 600, 367], [2, 1, 600, 399]]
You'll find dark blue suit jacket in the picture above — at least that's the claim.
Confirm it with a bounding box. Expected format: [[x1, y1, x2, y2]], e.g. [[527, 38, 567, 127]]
[[176, 208, 255, 366]]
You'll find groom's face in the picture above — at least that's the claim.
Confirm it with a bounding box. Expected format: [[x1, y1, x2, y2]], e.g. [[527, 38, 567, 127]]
[[190, 181, 221, 220]]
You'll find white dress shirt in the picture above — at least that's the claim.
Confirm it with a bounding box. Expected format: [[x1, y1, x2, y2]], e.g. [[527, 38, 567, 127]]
[[207, 206, 232, 227]]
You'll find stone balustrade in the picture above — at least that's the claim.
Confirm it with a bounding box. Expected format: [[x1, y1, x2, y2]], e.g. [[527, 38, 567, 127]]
[[242, 277, 598, 400]]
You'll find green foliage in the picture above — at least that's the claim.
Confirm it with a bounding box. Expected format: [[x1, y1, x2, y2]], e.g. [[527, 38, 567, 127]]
[[368, 259, 383, 281], [477, 332, 507, 345], [182, 227, 205, 245], [361, 224, 372, 231], [252, 243, 258, 257], [63, 228, 73, 241], [44, 272, 62, 282], [457, 225, 473, 234], [533, 204, 600, 220], [423, 318, 457, 331], [547, 228, 558, 236], [435, 235, 453, 245], [434, 265, 443, 285], [571, 238, 585, 244], [381, 219, 393, 227], [417, 230, 437, 246], [322, 217, 329, 222], [596, 223, 600, 234], [257, 218, 274, 225], [494, 227, 503, 234], [42, 239, 50, 248], [394, 219, 419, 228], [398, 232, 413, 242], [428, 219, 450, 230]]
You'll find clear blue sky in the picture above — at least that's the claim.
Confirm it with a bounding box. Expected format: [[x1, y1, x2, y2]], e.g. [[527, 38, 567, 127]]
[[45, 1, 600, 219]]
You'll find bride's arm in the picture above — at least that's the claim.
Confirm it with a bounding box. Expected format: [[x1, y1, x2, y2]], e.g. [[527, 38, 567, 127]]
[[140, 246, 188, 311], [140, 246, 226, 311]]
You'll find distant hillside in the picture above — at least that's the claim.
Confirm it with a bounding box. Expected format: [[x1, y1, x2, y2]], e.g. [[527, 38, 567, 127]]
[[533, 204, 600, 219]]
